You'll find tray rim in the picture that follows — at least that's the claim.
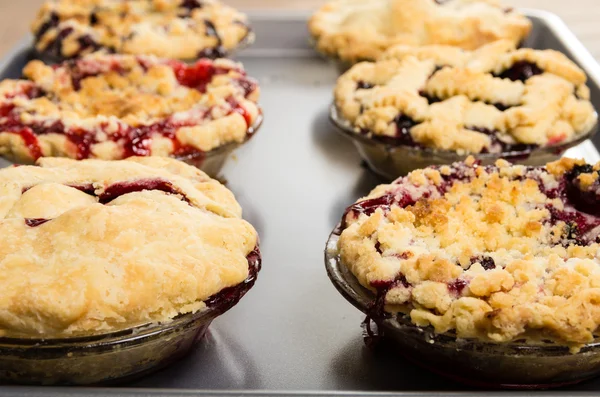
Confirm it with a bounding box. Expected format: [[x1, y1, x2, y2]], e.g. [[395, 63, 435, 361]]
[[1, 8, 600, 397], [2, 388, 600, 396]]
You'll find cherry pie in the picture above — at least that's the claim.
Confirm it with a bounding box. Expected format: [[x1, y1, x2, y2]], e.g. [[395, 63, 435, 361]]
[[334, 41, 596, 154], [32, 0, 252, 61], [0, 53, 261, 164], [337, 156, 600, 347], [0, 156, 260, 338], [309, 0, 531, 64]]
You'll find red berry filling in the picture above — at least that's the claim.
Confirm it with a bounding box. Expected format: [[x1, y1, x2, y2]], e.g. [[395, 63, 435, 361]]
[[205, 245, 261, 312], [98, 179, 187, 204], [24, 218, 50, 227]]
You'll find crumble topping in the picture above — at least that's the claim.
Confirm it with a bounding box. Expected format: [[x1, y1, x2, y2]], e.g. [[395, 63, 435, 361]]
[[0, 53, 261, 163], [334, 41, 596, 154], [309, 0, 531, 64], [0, 156, 259, 338], [32, 0, 252, 61], [337, 157, 600, 346]]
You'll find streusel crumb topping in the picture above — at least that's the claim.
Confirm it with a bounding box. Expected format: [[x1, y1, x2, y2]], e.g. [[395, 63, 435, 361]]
[[0, 157, 259, 338], [0, 53, 260, 163], [32, 0, 252, 60], [334, 41, 596, 154], [338, 157, 600, 346]]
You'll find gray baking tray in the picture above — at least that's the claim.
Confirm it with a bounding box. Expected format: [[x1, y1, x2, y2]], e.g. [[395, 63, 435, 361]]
[[2, 9, 600, 396]]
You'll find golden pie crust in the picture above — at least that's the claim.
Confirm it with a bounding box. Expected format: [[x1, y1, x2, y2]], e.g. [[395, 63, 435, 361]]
[[309, 0, 531, 64], [0, 156, 258, 338], [334, 41, 596, 154]]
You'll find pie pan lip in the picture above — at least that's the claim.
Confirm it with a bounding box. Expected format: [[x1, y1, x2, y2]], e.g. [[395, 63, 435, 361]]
[[329, 104, 600, 180], [173, 112, 263, 176], [324, 229, 600, 389], [0, 245, 261, 385]]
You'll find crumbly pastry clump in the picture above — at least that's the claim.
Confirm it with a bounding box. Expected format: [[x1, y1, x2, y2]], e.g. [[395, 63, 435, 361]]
[[0, 156, 259, 337], [334, 41, 596, 154], [309, 0, 531, 63], [0, 53, 260, 163], [337, 157, 600, 346], [32, 0, 252, 60]]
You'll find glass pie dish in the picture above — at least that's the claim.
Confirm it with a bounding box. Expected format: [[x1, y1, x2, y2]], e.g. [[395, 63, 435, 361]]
[[330, 104, 599, 180], [325, 231, 600, 389], [175, 114, 263, 177], [0, 247, 261, 386]]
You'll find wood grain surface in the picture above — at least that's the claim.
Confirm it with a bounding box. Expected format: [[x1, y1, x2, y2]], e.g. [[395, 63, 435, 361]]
[[0, 0, 598, 61]]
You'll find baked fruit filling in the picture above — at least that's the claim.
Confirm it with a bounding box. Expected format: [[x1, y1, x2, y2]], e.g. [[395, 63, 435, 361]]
[[0, 54, 261, 163], [31, 0, 252, 61], [334, 41, 596, 154], [309, 0, 531, 63], [0, 157, 260, 338], [337, 157, 600, 347]]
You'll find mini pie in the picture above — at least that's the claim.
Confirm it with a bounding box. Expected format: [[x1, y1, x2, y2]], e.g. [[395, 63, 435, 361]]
[[334, 41, 597, 154], [0, 53, 261, 164], [0, 156, 260, 338], [32, 0, 252, 61], [309, 0, 531, 64], [337, 156, 600, 347]]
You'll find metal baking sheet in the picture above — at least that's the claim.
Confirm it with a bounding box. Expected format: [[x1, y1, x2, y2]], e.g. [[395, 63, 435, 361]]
[[2, 9, 600, 396]]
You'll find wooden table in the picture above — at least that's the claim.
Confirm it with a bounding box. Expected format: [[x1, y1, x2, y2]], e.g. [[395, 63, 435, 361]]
[[1, 0, 598, 61]]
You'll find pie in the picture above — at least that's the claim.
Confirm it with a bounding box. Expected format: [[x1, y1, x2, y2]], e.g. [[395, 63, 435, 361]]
[[32, 0, 252, 61], [0, 156, 260, 338], [337, 156, 600, 347], [0, 53, 261, 164], [309, 0, 531, 64], [334, 41, 596, 154]]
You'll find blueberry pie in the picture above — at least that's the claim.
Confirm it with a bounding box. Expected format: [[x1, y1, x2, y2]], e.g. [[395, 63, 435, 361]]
[[32, 0, 252, 61], [336, 156, 600, 346], [309, 0, 531, 64], [0, 54, 261, 164], [334, 41, 597, 154], [0, 156, 260, 337]]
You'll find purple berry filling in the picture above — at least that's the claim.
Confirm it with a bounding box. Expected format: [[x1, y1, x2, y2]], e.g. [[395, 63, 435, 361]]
[[496, 61, 543, 82], [356, 81, 375, 90], [35, 12, 59, 40], [180, 0, 203, 10], [466, 126, 539, 153], [471, 255, 496, 270]]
